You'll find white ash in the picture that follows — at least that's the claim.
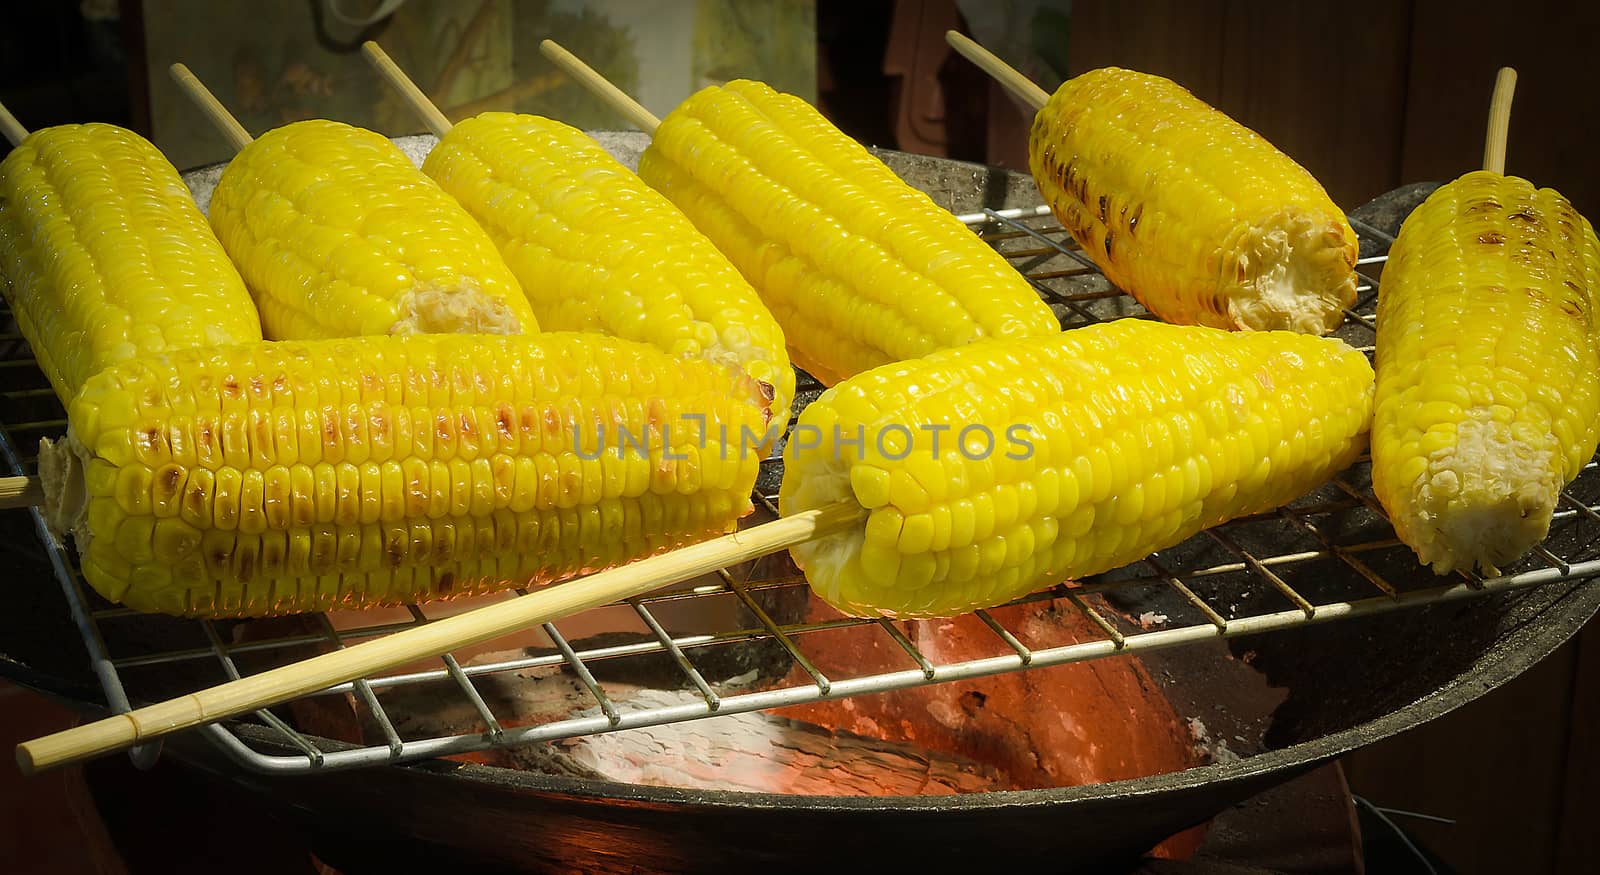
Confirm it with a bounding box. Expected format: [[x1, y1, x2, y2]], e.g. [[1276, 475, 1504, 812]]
[[1186, 717, 1242, 765], [544, 688, 1008, 794]]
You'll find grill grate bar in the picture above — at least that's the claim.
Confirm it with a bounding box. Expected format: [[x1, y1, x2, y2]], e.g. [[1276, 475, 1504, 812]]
[[1558, 492, 1600, 526], [1531, 544, 1570, 575], [985, 209, 1101, 270], [314, 614, 405, 760], [0, 387, 58, 400], [542, 619, 621, 726], [630, 599, 721, 711], [975, 608, 1034, 663], [1205, 528, 1318, 617], [956, 204, 1053, 224], [723, 568, 832, 693], [877, 619, 936, 679], [405, 605, 505, 742], [1144, 556, 1229, 631], [203, 560, 1600, 773], [1034, 277, 1107, 324], [1067, 593, 1126, 647], [1278, 508, 1398, 597], [201, 621, 326, 765], [1349, 216, 1397, 243]]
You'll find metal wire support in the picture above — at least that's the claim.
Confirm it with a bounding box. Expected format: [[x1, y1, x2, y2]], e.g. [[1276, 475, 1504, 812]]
[[4, 196, 1599, 777]]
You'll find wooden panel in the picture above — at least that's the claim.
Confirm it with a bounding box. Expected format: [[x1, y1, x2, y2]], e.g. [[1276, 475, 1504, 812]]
[[1068, 1, 1412, 209], [1342, 640, 1577, 874], [1556, 622, 1600, 870], [1215, 1, 1412, 208], [1400, 0, 1600, 215], [1067, 0, 1226, 99]]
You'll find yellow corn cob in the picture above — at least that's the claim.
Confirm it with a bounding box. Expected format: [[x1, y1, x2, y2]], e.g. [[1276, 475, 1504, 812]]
[[1029, 68, 1359, 335], [1371, 171, 1600, 575], [0, 123, 262, 401], [637, 79, 1060, 387], [780, 319, 1373, 618], [421, 112, 793, 420], [208, 119, 537, 340], [39, 332, 766, 617]]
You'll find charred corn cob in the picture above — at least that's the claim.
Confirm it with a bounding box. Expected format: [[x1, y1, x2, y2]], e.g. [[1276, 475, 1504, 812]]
[[1029, 68, 1358, 335], [1372, 171, 1600, 575], [208, 119, 536, 340], [637, 79, 1060, 387], [781, 319, 1373, 618], [39, 332, 766, 617], [0, 123, 261, 401], [421, 112, 793, 420]]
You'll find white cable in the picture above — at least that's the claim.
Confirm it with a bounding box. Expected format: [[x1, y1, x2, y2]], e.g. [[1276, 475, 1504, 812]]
[[325, 0, 409, 28]]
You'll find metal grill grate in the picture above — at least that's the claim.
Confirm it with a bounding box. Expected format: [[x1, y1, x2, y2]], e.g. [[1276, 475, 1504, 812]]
[[6, 203, 1600, 776]]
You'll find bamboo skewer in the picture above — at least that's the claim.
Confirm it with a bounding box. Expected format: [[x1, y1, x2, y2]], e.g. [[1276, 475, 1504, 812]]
[[0, 99, 28, 148], [169, 63, 254, 150], [0, 475, 42, 509], [944, 31, 1049, 112], [1483, 66, 1517, 175], [17, 500, 864, 773], [361, 41, 454, 138], [538, 39, 661, 133]]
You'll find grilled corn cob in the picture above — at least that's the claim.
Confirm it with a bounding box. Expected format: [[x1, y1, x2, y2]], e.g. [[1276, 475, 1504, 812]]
[[421, 112, 793, 420], [1029, 68, 1358, 335], [781, 319, 1373, 618], [1371, 171, 1600, 575], [637, 79, 1060, 387], [0, 123, 261, 401], [39, 332, 766, 617], [208, 119, 536, 340]]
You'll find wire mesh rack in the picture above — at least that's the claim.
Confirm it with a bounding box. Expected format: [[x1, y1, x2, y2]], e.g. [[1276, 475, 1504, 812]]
[[5, 195, 1600, 777]]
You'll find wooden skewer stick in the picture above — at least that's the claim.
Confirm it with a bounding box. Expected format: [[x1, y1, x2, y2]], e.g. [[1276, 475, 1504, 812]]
[[0, 475, 42, 509], [944, 31, 1050, 112], [1482, 66, 1517, 175], [538, 39, 661, 134], [0, 99, 29, 148], [168, 63, 254, 150], [18, 499, 864, 773], [361, 41, 454, 138]]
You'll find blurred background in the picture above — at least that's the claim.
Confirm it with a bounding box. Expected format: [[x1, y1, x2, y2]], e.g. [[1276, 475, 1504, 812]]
[[4, 0, 1597, 213], [2, 2, 1598, 873]]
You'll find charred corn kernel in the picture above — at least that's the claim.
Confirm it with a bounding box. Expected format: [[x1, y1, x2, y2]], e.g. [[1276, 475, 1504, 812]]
[[638, 79, 1060, 386], [422, 113, 793, 421], [1029, 68, 1358, 335], [208, 119, 536, 339], [1372, 171, 1600, 575], [37, 332, 766, 617], [781, 319, 1373, 618], [0, 123, 261, 401]]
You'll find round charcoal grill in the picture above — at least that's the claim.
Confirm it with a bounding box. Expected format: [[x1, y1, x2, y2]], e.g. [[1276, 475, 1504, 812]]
[[1, 136, 1597, 873]]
